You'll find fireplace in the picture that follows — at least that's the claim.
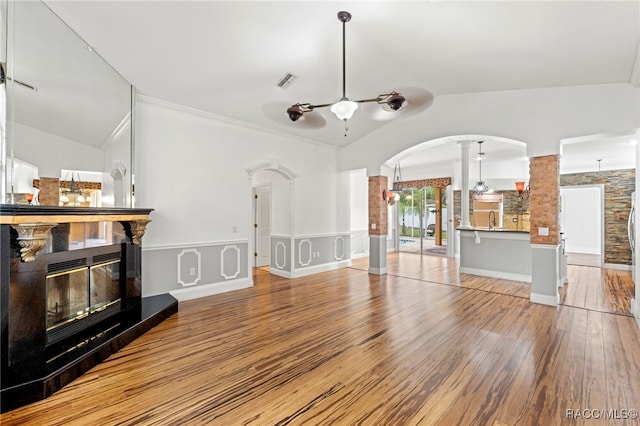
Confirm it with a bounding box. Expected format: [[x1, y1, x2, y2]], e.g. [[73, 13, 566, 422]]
[[45, 245, 123, 346], [1, 205, 178, 413]]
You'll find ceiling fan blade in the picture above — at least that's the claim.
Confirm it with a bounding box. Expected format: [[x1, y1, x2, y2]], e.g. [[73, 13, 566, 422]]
[[364, 87, 434, 121], [262, 101, 327, 129]]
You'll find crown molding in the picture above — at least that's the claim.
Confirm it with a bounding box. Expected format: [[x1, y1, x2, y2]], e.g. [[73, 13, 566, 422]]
[[135, 94, 339, 151]]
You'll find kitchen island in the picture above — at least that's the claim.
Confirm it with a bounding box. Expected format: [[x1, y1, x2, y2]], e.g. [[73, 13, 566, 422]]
[[458, 228, 531, 282]]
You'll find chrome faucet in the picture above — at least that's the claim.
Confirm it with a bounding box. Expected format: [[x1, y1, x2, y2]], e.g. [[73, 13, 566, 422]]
[[488, 210, 497, 230]]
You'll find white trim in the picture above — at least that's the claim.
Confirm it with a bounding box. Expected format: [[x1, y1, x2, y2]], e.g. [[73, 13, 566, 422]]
[[368, 267, 387, 275], [293, 259, 352, 277], [603, 263, 633, 271], [458, 229, 529, 241], [271, 234, 292, 239], [351, 234, 356, 255], [363, 234, 369, 253], [298, 239, 312, 266], [630, 41, 640, 87], [631, 298, 640, 327], [270, 268, 293, 279], [221, 245, 241, 279], [459, 267, 531, 283], [144, 240, 247, 252], [334, 236, 345, 260], [294, 232, 352, 239], [275, 241, 287, 270], [101, 112, 131, 150], [530, 243, 562, 250], [170, 278, 252, 301], [177, 249, 201, 287], [137, 94, 338, 150], [247, 161, 297, 180], [530, 292, 559, 306], [351, 252, 369, 259]]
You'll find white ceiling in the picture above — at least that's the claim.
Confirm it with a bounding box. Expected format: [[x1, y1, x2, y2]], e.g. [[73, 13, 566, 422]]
[[23, 1, 640, 172]]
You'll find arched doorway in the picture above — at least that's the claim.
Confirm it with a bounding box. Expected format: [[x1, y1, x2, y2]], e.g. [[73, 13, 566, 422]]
[[247, 161, 295, 277]]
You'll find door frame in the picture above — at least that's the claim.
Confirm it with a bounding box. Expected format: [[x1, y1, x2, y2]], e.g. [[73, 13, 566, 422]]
[[253, 184, 271, 268]]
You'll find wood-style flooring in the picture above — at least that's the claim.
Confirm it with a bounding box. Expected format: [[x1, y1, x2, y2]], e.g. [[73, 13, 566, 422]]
[[2, 253, 639, 425]]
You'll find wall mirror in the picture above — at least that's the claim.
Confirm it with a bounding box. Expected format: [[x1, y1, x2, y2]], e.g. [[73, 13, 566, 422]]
[[1, 0, 133, 207]]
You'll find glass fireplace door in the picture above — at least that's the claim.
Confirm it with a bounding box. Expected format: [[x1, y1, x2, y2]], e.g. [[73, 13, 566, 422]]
[[90, 260, 121, 314], [46, 268, 90, 331]]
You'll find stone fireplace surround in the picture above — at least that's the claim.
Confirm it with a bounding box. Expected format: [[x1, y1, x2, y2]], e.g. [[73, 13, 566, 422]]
[[0, 205, 178, 412]]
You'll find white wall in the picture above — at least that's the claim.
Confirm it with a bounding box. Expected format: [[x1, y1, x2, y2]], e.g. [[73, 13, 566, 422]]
[[134, 96, 341, 248], [13, 122, 105, 178], [560, 186, 602, 255], [349, 169, 368, 231]]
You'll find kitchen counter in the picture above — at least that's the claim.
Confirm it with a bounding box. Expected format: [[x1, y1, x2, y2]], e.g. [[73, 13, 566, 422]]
[[458, 228, 531, 282]]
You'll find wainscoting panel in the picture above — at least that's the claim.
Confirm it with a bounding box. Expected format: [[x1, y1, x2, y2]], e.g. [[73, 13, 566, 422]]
[[293, 234, 351, 276], [143, 241, 250, 299], [350, 229, 368, 258], [271, 236, 292, 273]]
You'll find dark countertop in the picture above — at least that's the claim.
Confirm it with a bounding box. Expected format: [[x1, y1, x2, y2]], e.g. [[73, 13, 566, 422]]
[[457, 227, 530, 234]]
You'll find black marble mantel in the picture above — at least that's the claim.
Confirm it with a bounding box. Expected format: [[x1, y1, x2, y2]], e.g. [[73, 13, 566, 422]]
[[0, 205, 178, 413]]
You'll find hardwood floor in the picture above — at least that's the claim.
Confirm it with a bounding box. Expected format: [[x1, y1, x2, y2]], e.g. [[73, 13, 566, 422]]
[[2, 253, 639, 425]]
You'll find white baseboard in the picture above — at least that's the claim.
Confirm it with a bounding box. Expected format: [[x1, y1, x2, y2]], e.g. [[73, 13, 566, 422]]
[[459, 267, 531, 283], [530, 292, 559, 306], [270, 268, 293, 278], [292, 259, 352, 278], [351, 252, 369, 259], [368, 267, 387, 275], [170, 278, 252, 301], [631, 298, 640, 327], [603, 263, 632, 271]]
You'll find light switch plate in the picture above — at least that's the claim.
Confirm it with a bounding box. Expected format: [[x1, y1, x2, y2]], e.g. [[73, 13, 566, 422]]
[[371, 223, 377, 229], [538, 227, 549, 236]]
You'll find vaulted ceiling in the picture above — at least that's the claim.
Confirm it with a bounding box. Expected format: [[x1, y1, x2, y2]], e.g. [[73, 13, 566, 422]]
[[26, 1, 640, 171]]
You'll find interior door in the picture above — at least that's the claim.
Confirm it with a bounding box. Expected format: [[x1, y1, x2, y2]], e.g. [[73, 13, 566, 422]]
[[254, 186, 271, 267]]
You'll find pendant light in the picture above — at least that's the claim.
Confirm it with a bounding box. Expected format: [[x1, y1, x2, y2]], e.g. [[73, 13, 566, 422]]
[[473, 141, 488, 195]]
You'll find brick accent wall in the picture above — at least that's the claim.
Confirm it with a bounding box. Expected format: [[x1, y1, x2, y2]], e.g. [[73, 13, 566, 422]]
[[38, 177, 60, 206], [530, 155, 560, 245], [368, 176, 388, 236], [560, 168, 635, 265]]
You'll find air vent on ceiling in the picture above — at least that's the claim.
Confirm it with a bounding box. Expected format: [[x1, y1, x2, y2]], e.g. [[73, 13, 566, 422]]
[[276, 73, 296, 88]]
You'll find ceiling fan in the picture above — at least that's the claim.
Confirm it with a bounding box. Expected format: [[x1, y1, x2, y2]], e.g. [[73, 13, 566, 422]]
[[285, 11, 431, 135]]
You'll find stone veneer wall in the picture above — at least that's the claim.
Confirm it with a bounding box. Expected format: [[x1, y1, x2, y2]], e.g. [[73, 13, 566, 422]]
[[453, 190, 530, 231], [560, 168, 635, 265]]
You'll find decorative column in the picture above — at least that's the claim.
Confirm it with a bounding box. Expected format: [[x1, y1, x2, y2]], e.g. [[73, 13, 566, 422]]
[[529, 154, 561, 306], [458, 141, 473, 228], [368, 175, 388, 275]]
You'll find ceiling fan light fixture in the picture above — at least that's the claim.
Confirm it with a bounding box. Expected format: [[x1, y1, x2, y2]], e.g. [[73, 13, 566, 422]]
[[330, 98, 358, 121], [381, 92, 406, 110], [287, 105, 304, 121], [284, 11, 417, 134]]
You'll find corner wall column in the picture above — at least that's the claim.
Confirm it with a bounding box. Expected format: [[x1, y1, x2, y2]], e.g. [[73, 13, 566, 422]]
[[529, 154, 561, 306], [368, 175, 388, 275], [458, 141, 473, 229]]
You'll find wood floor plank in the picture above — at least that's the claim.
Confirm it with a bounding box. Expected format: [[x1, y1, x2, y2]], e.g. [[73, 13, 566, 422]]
[[2, 252, 639, 425]]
